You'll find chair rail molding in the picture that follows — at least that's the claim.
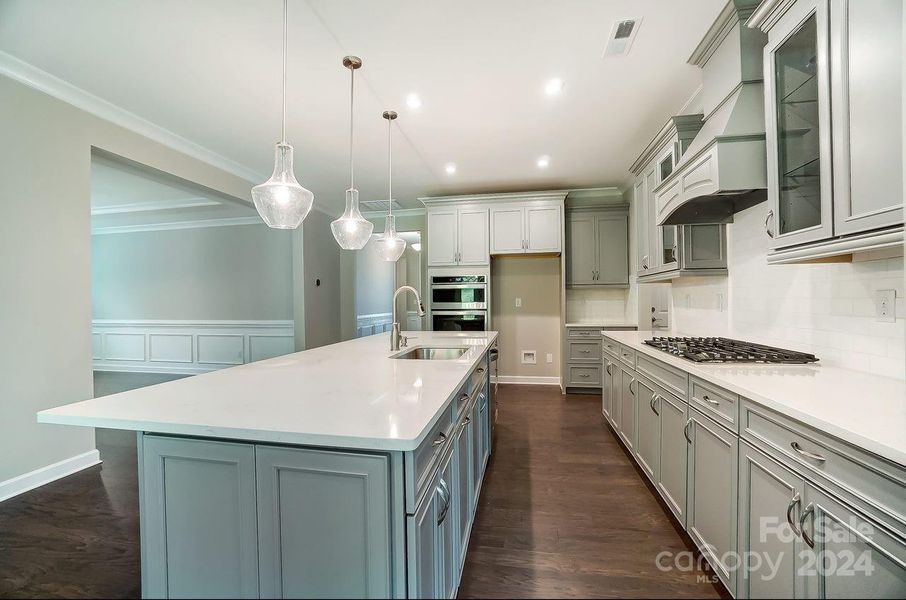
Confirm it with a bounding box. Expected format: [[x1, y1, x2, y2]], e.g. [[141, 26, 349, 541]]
[[92, 319, 295, 375]]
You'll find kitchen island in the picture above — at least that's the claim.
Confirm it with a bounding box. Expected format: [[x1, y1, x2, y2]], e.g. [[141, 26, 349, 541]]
[[39, 331, 498, 599]]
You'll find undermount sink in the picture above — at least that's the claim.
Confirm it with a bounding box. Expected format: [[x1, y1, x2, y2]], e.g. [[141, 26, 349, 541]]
[[392, 346, 468, 360]]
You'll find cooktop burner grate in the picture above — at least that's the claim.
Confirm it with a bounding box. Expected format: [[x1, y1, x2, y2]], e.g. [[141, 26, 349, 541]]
[[643, 337, 819, 364]]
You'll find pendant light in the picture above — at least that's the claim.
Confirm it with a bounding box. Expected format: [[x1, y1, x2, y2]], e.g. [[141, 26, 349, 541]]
[[330, 56, 373, 249], [374, 110, 407, 262], [251, 0, 314, 229]]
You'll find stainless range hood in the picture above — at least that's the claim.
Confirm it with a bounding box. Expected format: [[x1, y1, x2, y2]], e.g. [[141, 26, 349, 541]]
[[655, 0, 768, 226]]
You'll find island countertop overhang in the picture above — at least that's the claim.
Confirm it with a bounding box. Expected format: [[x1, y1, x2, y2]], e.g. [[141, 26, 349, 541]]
[[38, 331, 498, 452]]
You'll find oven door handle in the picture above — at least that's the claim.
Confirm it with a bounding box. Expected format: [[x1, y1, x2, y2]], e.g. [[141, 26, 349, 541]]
[[430, 284, 488, 290], [431, 310, 488, 317]]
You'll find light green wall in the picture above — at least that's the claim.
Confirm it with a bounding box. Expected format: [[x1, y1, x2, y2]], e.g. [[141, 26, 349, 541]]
[[92, 224, 293, 320], [0, 74, 255, 485]]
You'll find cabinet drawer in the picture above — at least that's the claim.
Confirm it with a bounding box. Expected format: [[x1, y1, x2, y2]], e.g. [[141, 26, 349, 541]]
[[567, 365, 601, 387], [741, 400, 906, 529], [619, 346, 636, 368], [407, 400, 457, 513], [636, 353, 687, 400], [602, 338, 621, 358], [690, 377, 738, 432], [568, 340, 602, 362], [469, 361, 488, 395], [568, 327, 602, 339]]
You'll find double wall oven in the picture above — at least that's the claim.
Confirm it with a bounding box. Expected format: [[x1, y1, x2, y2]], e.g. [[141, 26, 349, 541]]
[[430, 275, 487, 331]]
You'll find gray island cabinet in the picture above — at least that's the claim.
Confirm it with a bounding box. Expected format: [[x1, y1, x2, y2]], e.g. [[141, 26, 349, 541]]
[[38, 331, 497, 599]]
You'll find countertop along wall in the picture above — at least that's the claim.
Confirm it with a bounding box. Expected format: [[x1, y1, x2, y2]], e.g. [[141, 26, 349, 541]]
[[92, 224, 293, 320], [0, 73, 256, 489], [670, 203, 906, 379]]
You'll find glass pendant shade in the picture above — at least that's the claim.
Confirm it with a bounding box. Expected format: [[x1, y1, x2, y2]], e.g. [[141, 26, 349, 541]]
[[374, 214, 406, 262], [252, 142, 314, 229], [330, 188, 373, 249]]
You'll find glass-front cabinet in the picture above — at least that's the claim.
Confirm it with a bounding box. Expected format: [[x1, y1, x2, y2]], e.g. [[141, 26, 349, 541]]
[[760, 0, 903, 253]]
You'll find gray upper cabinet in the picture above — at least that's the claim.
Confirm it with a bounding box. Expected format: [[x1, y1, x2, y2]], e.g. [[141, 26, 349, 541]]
[[829, 0, 904, 236], [754, 0, 904, 261], [256, 446, 393, 599], [565, 209, 629, 287], [686, 408, 738, 594]]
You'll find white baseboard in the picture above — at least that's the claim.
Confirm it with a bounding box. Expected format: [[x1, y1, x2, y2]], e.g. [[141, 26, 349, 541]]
[[0, 449, 101, 503], [491, 375, 561, 386]]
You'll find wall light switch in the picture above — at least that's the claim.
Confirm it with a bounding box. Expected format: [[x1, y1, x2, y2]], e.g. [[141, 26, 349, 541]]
[[515, 297, 522, 308], [521, 350, 536, 365], [876, 289, 896, 323], [546, 353, 553, 363]]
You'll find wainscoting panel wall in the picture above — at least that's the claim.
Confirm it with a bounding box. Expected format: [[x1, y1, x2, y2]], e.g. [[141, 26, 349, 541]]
[[92, 320, 294, 374]]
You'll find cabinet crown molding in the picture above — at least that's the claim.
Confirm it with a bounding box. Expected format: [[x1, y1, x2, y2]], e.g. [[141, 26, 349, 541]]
[[420, 190, 567, 207], [689, 0, 760, 67], [746, 0, 798, 32], [628, 115, 705, 175]]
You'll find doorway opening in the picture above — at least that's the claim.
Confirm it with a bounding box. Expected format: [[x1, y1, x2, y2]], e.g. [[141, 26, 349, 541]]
[[354, 231, 423, 337]]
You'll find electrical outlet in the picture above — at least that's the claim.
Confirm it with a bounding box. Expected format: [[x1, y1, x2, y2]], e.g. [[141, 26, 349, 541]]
[[521, 350, 536, 365], [716, 292, 724, 312], [546, 353, 553, 363], [515, 297, 522, 308], [876, 289, 896, 323]]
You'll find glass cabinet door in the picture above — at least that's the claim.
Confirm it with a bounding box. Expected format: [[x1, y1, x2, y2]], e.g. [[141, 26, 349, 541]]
[[661, 225, 677, 267], [765, 0, 834, 248]]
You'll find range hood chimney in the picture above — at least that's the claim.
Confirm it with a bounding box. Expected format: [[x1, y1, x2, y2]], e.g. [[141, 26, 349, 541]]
[[655, 0, 769, 226]]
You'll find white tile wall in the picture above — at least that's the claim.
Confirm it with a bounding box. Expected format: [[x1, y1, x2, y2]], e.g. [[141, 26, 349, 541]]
[[566, 288, 630, 323], [671, 204, 905, 379]]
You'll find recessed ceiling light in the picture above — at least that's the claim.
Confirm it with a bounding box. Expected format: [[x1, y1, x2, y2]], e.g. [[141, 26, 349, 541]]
[[406, 93, 422, 109], [544, 78, 564, 96], [537, 155, 551, 169], [445, 163, 457, 175]]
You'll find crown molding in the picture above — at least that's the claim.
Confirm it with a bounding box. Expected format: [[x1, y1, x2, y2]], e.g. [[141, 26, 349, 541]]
[[91, 216, 266, 235], [688, 0, 759, 67], [0, 51, 264, 184], [419, 190, 569, 206], [90, 197, 220, 216]]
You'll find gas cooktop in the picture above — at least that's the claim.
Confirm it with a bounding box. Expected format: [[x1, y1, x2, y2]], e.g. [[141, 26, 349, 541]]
[[643, 337, 819, 364]]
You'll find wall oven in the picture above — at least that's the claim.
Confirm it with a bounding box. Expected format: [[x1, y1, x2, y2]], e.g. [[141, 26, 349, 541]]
[[430, 275, 487, 310], [431, 310, 487, 332]]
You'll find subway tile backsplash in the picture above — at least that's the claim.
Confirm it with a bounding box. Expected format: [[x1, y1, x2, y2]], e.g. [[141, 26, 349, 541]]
[[670, 204, 905, 379], [566, 288, 630, 323]]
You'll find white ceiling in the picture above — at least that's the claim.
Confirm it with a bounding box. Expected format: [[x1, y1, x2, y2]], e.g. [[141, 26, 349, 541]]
[[0, 0, 724, 213]]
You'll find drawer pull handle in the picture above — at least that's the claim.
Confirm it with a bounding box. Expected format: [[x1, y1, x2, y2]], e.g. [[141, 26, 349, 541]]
[[791, 442, 825, 462], [683, 418, 693, 444], [650, 395, 660, 416], [799, 502, 815, 548], [460, 415, 472, 431], [580, 350, 591, 354], [629, 379, 636, 395], [460, 393, 470, 401], [703, 394, 719, 406], [605, 363, 612, 376], [437, 478, 451, 525], [432, 432, 448, 447], [579, 373, 590, 378], [477, 367, 485, 374], [786, 492, 801, 536]]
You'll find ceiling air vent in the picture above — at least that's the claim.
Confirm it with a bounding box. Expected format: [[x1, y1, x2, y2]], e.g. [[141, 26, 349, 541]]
[[360, 199, 404, 212], [603, 18, 641, 58]]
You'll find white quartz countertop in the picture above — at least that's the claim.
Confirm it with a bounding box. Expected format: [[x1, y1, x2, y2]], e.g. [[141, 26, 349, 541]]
[[38, 331, 498, 451], [565, 321, 638, 328], [602, 330, 906, 467]]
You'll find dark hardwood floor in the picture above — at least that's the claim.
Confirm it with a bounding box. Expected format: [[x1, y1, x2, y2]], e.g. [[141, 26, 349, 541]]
[[0, 376, 725, 598], [457, 385, 728, 599]]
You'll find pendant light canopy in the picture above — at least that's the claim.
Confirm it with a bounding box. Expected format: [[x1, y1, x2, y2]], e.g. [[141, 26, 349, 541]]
[[374, 110, 407, 262], [252, 0, 314, 229], [330, 56, 373, 249]]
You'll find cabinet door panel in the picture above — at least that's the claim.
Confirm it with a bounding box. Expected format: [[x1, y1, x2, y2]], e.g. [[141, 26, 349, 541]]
[[618, 367, 636, 450], [765, 0, 834, 248], [635, 379, 659, 484], [602, 359, 614, 422], [455, 415, 473, 569], [596, 214, 629, 285], [681, 224, 727, 270], [830, 0, 904, 235], [256, 446, 392, 599], [738, 441, 805, 599], [525, 206, 561, 253], [566, 214, 597, 285], [479, 392, 490, 471], [687, 409, 738, 593], [141, 436, 259, 600], [635, 177, 650, 273], [645, 168, 661, 270], [470, 400, 483, 510], [657, 391, 688, 525], [802, 484, 906, 598], [436, 450, 457, 600], [458, 209, 489, 265], [427, 210, 459, 266], [490, 207, 524, 254], [407, 478, 441, 599]]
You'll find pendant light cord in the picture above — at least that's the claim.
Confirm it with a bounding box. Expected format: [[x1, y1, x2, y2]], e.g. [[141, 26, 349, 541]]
[[349, 66, 355, 189], [387, 116, 392, 217], [281, 0, 287, 144]]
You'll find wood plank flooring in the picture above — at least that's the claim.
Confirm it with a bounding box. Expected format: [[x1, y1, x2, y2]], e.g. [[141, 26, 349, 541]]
[[0, 376, 726, 598], [457, 385, 728, 599]]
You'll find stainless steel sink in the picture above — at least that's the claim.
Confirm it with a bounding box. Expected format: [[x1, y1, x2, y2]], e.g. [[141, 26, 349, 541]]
[[392, 346, 468, 360]]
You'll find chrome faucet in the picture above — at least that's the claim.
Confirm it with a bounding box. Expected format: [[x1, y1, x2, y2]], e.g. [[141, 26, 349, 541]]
[[391, 285, 426, 351]]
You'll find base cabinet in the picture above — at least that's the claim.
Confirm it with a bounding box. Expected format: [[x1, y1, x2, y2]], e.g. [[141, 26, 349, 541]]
[[686, 408, 739, 594], [617, 366, 636, 451], [602, 358, 616, 424], [407, 448, 456, 600], [634, 378, 659, 484], [656, 391, 688, 525]]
